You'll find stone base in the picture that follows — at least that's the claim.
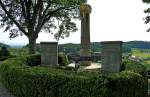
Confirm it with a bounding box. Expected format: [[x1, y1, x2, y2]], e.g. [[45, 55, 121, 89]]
[[80, 49, 91, 66], [80, 61, 91, 66]]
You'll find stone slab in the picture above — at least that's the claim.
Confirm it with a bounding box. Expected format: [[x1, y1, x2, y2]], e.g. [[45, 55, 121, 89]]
[[101, 41, 122, 73], [40, 42, 58, 66]]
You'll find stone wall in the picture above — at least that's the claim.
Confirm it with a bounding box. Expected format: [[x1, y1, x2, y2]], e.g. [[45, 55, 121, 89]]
[[40, 42, 58, 66]]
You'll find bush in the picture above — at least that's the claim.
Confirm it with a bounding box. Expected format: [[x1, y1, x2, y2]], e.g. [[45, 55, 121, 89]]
[[26, 54, 41, 66], [0, 55, 15, 61], [0, 46, 10, 56], [122, 59, 147, 76], [58, 53, 69, 66], [0, 46, 10, 61], [26, 53, 70, 66], [0, 58, 147, 97], [109, 71, 148, 97]]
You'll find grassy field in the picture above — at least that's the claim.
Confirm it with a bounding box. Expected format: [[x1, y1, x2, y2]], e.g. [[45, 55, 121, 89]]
[[132, 49, 150, 70], [144, 61, 150, 70], [132, 49, 150, 58]]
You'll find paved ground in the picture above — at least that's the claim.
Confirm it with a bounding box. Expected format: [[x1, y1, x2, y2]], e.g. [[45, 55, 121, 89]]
[[0, 84, 15, 97], [0, 61, 16, 97], [68, 62, 101, 69]]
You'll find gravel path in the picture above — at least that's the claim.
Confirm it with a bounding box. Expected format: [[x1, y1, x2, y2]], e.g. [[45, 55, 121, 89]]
[[0, 61, 16, 97], [0, 85, 15, 97]]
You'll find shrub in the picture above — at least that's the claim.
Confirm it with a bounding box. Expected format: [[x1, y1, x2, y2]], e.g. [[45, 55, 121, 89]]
[[0, 55, 15, 61], [58, 53, 69, 66], [0, 58, 147, 97], [122, 59, 147, 76], [26, 54, 41, 66], [108, 71, 148, 97], [0, 46, 10, 56], [0, 46, 10, 61]]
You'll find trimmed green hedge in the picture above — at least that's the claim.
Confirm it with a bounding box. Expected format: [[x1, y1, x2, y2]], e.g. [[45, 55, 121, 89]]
[[26, 54, 41, 66], [0, 58, 147, 97], [26, 53, 69, 66], [109, 71, 148, 97]]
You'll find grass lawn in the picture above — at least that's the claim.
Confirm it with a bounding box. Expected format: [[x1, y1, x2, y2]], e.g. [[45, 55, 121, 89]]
[[132, 49, 150, 58], [133, 53, 150, 58]]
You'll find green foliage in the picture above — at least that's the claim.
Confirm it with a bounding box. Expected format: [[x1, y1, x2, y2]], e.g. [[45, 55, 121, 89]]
[[142, 0, 150, 3], [0, 43, 9, 48], [9, 48, 29, 57], [26, 54, 41, 66], [143, 61, 150, 70], [132, 48, 150, 58], [109, 71, 148, 97], [0, 0, 86, 54], [0, 58, 147, 97], [122, 45, 131, 53], [0, 46, 10, 56], [0, 46, 11, 61], [142, 0, 150, 31], [58, 41, 150, 54], [58, 53, 69, 66], [59, 43, 81, 54], [122, 59, 147, 76]]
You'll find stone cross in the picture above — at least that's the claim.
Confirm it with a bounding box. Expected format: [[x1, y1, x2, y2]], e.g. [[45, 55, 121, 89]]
[[40, 42, 58, 66], [101, 41, 122, 73], [80, 3, 92, 66]]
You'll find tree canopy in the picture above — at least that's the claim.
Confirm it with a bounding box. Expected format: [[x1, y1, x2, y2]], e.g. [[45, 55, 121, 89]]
[[142, 0, 150, 32], [0, 0, 86, 54]]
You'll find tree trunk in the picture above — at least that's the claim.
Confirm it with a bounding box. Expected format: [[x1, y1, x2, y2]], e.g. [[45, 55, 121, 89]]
[[28, 36, 36, 54]]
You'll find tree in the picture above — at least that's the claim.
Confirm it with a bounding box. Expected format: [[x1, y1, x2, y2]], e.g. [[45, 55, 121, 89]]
[[142, 0, 150, 32], [0, 0, 86, 54]]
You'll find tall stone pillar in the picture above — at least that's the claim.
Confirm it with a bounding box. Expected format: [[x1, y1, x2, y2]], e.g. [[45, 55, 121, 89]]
[[101, 41, 122, 73], [40, 42, 58, 66], [80, 4, 92, 66]]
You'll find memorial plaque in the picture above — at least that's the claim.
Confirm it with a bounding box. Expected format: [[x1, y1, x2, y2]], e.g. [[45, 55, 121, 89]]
[[40, 42, 58, 66], [101, 41, 122, 73]]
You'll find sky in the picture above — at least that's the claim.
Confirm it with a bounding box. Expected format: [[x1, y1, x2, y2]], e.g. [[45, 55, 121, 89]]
[[0, 0, 150, 46]]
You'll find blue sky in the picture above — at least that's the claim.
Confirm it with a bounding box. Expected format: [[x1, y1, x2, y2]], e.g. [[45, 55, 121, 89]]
[[0, 0, 150, 46]]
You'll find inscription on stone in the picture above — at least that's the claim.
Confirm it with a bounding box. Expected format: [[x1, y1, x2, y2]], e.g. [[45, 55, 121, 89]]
[[40, 42, 58, 66], [101, 41, 122, 73]]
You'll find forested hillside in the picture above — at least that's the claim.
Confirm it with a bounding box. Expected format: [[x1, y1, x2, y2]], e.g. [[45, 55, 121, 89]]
[[59, 41, 150, 53], [0, 43, 9, 48], [22, 41, 150, 54]]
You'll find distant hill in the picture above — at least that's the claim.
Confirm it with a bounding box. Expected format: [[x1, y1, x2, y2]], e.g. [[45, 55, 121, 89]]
[[59, 41, 150, 53], [23, 41, 150, 53], [123, 41, 150, 49], [0, 43, 10, 48], [10, 45, 24, 48]]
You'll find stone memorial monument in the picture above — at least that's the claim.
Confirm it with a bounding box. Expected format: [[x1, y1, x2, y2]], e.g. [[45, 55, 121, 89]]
[[101, 41, 122, 73], [40, 42, 58, 66], [80, 3, 92, 66]]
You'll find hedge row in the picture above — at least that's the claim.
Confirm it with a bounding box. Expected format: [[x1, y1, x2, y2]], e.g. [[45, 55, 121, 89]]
[[0, 58, 147, 97], [26, 54, 41, 66], [25, 53, 69, 66]]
